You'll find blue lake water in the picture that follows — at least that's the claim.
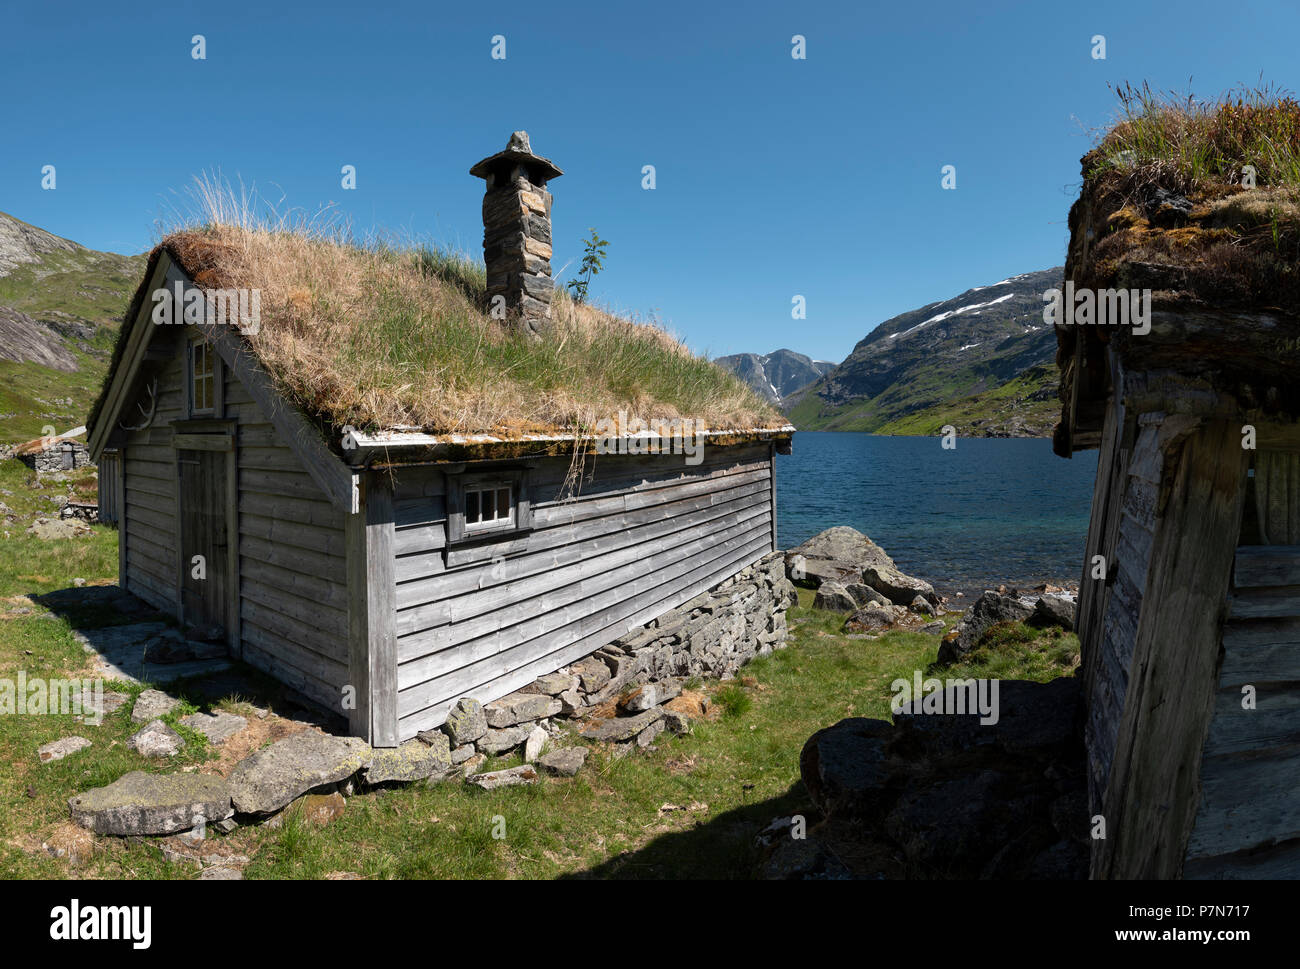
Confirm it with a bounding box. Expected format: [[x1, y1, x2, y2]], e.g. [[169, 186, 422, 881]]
[[774, 432, 1099, 597]]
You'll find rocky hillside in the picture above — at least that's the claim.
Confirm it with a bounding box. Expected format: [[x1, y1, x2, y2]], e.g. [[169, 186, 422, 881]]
[[714, 349, 835, 407], [0, 211, 145, 443], [788, 268, 1064, 437]]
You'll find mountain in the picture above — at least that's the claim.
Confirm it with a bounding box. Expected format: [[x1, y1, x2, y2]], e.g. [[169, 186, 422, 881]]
[[0, 211, 145, 443], [714, 349, 836, 406], [787, 268, 1064, 437]]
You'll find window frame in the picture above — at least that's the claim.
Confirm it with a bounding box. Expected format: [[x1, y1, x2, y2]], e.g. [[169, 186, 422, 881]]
[[446, 467, 532, 547], [188, 338, 218, 417]]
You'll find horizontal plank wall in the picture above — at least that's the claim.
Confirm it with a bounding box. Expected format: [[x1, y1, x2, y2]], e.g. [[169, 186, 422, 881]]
[[393, 444, 775, 740], [225, 369, 351, 712], [120, 349, 184, 614]]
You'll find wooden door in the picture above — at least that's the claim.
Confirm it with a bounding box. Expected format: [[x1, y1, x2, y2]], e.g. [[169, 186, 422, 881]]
[[178, 448, 228, 637]]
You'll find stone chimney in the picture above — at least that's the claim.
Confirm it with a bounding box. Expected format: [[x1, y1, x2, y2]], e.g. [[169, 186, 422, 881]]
[[470, 131, 564, 336]]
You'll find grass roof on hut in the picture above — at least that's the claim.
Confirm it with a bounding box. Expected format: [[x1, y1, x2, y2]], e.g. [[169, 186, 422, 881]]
[[90, 185, 782, 443], [1068, 83, 1300, 306]]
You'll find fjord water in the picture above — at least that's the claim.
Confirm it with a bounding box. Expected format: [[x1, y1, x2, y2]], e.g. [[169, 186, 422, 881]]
[[775, 432, 1099, 597]]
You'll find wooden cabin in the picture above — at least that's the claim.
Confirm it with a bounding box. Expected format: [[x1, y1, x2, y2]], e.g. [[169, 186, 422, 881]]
[[87, 135, 792, 747], [1056, 150, 1300, 878]]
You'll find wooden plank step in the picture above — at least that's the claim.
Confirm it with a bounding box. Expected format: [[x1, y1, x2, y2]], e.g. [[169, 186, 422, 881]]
[[1185, 746, 1300, 860], [1235, 545, 1300, 589], [1220, 618, 1300, 685], [1228, 586, 1300, 620], [1203, 687, 1300, 756]]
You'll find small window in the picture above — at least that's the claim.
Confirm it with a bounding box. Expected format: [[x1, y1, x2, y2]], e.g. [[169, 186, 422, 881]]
[[447, 468, 531, 549], [464, 483, 515, 531], [191, 342, 214, 415]]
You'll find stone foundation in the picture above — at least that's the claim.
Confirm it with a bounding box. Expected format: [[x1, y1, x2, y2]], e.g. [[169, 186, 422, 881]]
[[465, 551, 797, 755]]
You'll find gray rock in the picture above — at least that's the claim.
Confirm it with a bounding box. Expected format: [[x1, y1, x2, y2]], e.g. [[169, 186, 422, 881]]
[[920, 620, 946, 634], [131, 689, 180, 723], [537, 747, 587, 777], [580, 708, 663, 743], [843, 601, 894, 632], [484, 691, 561, 728], [199, 866, 243, 880], [861, 563, 939, 607], [572, 657, 611, 693], [450, 743, 476, 764], [441, 698, 488, 746], [69, 771, 233, 835], [813, 581, 858, 613], [1029, 594, 1077, 630], [476, 723, 531, 755], [909, 595, 937, 616], [618, 684, 659, 713], [557, 688, 586, 716], [128, 719, 185, 758], [848, 583, 892, 609], [785, 527, 897, 589], [38, 735, 92, 763], [179, 711, 248, 745], [363, 736, 451, 784], [466, 764, 539, 790], [523, 671, 579, 696], [937, 591, 1036, 663], [227, 731, 371, 815], [523, 725, 547, 763], [636, 719, 664, 747]]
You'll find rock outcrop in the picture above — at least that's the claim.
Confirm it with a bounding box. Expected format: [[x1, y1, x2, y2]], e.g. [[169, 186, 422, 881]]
[[787, 527, 939, 609]]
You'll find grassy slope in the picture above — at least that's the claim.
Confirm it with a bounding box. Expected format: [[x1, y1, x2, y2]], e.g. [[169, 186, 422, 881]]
[[871, 365, 1060, 437], [0, 245, 145, 445], [2, 526, 1076, 879]]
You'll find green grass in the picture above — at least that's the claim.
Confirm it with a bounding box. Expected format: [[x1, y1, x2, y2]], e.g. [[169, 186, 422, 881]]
[[1090, 82, 1300, 190], [872, 365, 1059, 437]]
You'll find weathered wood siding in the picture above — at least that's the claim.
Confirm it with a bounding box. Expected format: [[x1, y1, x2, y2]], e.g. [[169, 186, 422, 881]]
[[1079, 398, 1163, 816], [120, 350, 185, 613], [224, 372, 350, 711], [392, 444, 775, 740]]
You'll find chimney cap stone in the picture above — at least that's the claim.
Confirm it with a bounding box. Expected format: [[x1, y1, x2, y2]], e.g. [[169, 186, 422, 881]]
[[470, 130, 563, 181]]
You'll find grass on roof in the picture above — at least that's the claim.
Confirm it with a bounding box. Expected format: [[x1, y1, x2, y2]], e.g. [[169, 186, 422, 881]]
[[1073, 83, 1300, 306], [144, 180, 780, 438]]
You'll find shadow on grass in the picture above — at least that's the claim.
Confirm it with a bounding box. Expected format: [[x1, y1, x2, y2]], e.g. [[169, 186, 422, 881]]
[[560, 781, 809, 880]]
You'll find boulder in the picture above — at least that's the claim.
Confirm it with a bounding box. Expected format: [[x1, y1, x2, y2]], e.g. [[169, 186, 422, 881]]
[[537, 746, 587, 777], [69, 771, 233, 835], [484, 691, 561, 728], [441, 698, 488, 746], [130, 689, 180, 723], [909, 595, 936, 617], [937, 591, 1036, 663], [1029, 594, 1077, 630], [26, 517, 90, 540], [860, 563, 939, 607], [466, 764, 538, 790], [363, 736, 451, 784], [128, 719, 185, 758], [179, 711, 248, 745], [800, 718, 895, 817], [843, 601, 895, 633], [38, 736, 92, 764], [227, 731, 370, 815], [813, 581, 858, 613], [618, 684, 659, 714], [785, 527, 897, 590]]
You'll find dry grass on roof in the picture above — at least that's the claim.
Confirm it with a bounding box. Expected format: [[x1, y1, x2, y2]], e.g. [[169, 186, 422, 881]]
[[158, 221, 780, 437], [1071, 83, 1300, 308]]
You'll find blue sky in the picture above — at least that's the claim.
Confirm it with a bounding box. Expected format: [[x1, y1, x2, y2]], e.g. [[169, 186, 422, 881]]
[[3, 0, 1296, 362]]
